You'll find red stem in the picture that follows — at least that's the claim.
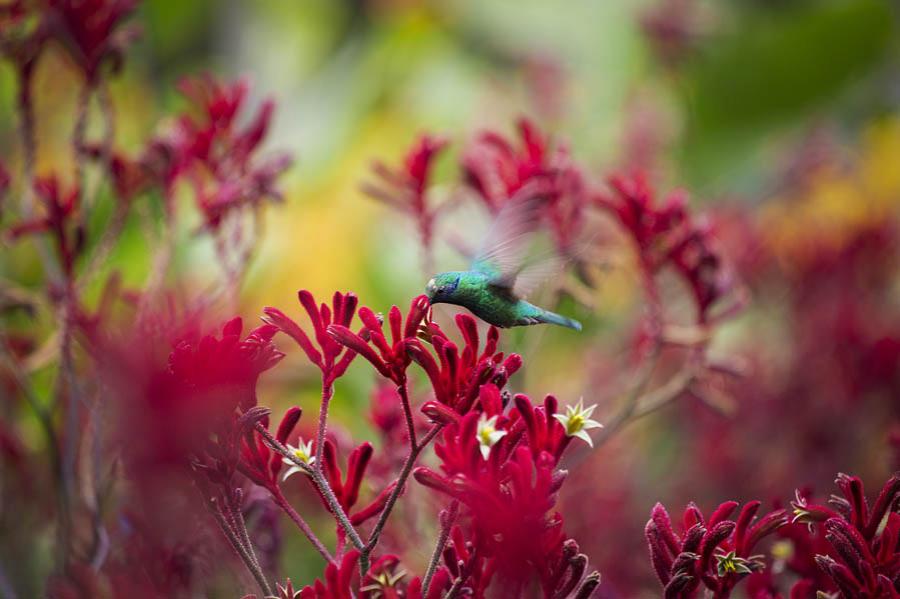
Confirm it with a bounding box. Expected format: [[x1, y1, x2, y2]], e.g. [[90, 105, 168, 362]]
[[272, 487, 334, 564], [397, 379, 417, 448]]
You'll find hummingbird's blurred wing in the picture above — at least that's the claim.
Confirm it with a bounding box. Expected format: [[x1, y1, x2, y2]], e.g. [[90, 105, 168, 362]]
[[510, 254, 567, 299], [470, 182, 547, 288]]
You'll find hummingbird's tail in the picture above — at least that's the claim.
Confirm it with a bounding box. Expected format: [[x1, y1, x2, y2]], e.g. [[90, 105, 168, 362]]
[[537, 310, 583, 331]]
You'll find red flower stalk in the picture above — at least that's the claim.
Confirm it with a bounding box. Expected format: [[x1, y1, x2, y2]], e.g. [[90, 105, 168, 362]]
[[304, 439, 396, 528], [362, 135, 449, 266], [461, 118, 587, 255], [163, 74, 292, 230], [645, 500, 788, 598], [791, 473, 900, 598], [47, 0, 139, 82], [406, 313, 523, 418], [327, 294, 430, 386], [299, 550, 360, 599], [262, 290, 360, 388], [7, 176, 84, 278], [597, 171, 734, 323]]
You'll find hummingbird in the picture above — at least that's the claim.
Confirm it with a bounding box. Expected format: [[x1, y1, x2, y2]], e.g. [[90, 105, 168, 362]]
[[425, 185, 583, 331]]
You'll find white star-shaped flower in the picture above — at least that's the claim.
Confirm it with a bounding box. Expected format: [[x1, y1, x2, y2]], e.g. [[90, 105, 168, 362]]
[[476, 413, 507, 460], [282, 438, 315, 481], [553, 398, 603, 447]]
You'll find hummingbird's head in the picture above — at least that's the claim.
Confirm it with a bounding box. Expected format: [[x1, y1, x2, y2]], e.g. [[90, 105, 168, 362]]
[[425, 272, 461, 304]]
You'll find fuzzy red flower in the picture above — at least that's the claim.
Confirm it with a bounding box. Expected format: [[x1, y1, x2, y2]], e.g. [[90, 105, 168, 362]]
[[645, 500, 788, 598], [263, 290, 360, 387], [238, 406, 302, 492], [405, 313, 523, 419], [790, 473, 900, 598], [163, 74, 292, 230], [306, 439, 396, 528], [461, 118, 587, 255], [598, 171, 735, 323], [362, 135, 449, 257], [327, 294, 430, 386]]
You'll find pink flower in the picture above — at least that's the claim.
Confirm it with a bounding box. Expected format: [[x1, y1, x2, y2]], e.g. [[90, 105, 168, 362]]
[[162, 74, 292, 231], [362, 135, 449, 257], [238, 406, 303, 493], [461, 118, 587, 256], [309, 439, 396, 528]]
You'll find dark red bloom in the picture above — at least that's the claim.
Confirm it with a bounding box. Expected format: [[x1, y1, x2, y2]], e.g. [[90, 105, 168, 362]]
[[327, 294, 430, 386], [169, 317, 284, 414], [405, 313, 523, 418], [790, 473, 900, 598], [263, 290, 360, 387], [645, 500, 788, 598], [47, 0, 138, 81], [406, 568, 452, 599], [362, 134, 449, 258]]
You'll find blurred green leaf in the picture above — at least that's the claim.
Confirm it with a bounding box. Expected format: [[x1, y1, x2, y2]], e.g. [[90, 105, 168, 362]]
[[680, 0, 896, 186]]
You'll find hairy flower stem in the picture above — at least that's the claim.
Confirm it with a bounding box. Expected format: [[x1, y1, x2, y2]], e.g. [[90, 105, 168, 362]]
[[254, 423, 365, 552], [229, 490, 261, 573], [397, 380, 417, 447], [361, 424, 444, 566], [272, 488, 334, 564], [594, 346, 660, 447], [422, 500, 459, 595], [209, 498, 272, 597], [313, 382, 334, 470]]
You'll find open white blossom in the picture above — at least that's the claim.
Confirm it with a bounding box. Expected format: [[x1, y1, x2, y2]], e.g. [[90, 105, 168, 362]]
[[553, 398, 603, 447], [476, 413, 507, 460], [282, 437, 315, 481]]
